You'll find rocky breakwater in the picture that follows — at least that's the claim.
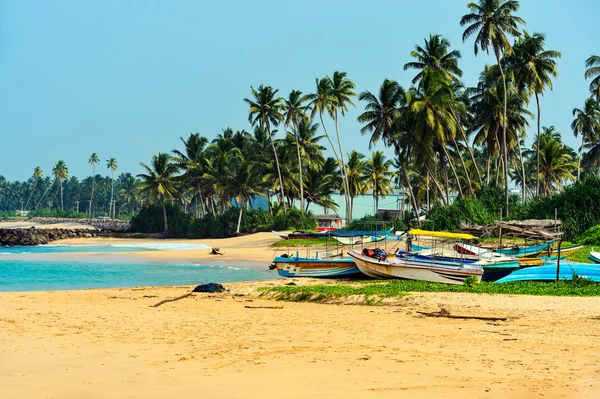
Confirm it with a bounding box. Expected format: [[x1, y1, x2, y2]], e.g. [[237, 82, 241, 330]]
[[27, 217, 131, 232], [0, 227, 100, 246]]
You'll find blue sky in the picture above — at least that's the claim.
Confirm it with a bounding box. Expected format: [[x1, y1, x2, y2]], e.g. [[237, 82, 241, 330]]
[[0, 0, 597, 181]]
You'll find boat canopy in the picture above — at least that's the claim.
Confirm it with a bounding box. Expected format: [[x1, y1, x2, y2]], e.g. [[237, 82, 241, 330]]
[[290, 228, 394, 239], [409, 229, 476, 240]]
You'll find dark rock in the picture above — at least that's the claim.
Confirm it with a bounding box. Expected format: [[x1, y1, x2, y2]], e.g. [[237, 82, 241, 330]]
[[192, 283, 227, 293]]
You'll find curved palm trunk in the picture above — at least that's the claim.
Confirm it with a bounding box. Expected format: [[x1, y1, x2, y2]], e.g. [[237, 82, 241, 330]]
[[535, 93, 541, 196], [60, 179, 64, 211], [317, 111, 347, 217], [496, 53, 510, 217], [236, 199, 244, 234], [266, 122, 287, 213], [516, 145, 527, 203], [334, 111, 352, 223], [110, 171, 115, 218], [401, 165, 421, 226], [452, 136, 475, 197], [36, 182, 53, 211], [451, 108, 482, 185], [578, 135, 585, 181], [90, 165, 95, 217], [486, 157, 491, 185], [444, 147, 464, 198], [162, 195, 168, 232], [292, 122, 305, 213], [425, 165, 448, 206], [25, 179, 38, 211]]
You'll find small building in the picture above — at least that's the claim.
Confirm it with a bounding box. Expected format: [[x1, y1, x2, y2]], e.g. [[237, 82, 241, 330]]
[[314, 214, 344, 231], [376, 208, 401, 219]]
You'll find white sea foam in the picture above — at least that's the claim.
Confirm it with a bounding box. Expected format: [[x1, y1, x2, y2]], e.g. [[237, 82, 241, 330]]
[[41, 243, 211, 251]]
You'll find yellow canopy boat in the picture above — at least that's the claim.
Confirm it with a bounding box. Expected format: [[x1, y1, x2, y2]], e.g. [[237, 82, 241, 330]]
[[408, 229, 476, 240]]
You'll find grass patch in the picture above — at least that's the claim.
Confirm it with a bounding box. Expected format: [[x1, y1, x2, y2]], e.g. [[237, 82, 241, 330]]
[[270, 237, 337, 248], [560, 242, 596, 264], [261, 278, 600, 303]]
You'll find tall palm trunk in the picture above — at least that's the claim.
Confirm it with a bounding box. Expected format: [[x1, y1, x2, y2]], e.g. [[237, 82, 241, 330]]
[[334, 111, 352, 222], [60, 179, 64, 211], [90, 165, 95, 217], [444, 147, 464, 198], [25, 179, 38, 211], [36, 182, 53, 211], [451, 108, 482, 185], [496, 52, 510, 217], [535, 92, 542, 196], [161, 195, 168, 232], [110, 170, 115, 218], [578, 135, 585, 181], [317, 111, 346, 216], [486, 157, 491, 185], [236, 199, 244, 234], [516, 146, 527, 203], [452, 136, 475, 197], [425, 165, 448, 206], [266, 121, 287, 213], [292, 122, 305, 213], [401, 165, 421, 226]]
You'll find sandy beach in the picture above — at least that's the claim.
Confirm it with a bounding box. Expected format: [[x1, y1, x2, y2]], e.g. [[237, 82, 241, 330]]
[[1, 280, 600, 398], [2, 231, 600, 398]]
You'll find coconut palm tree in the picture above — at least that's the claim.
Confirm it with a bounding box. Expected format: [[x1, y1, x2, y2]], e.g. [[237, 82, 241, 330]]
[[303, 158, 340, 213], [537, 132, 577, 196], [118, 173, 140, 215], [403, 34, 463, 84], [137, 153, 180, 232], [295, 119, 326, 168], [283, 90, 309, 211], [24, 166, 43, 211], [105, 158, 118, 218], [172, 133, 209, 217], [345, 150, 366, 219], [88, 153, 100, 217], [571, 97, 600, 180], [363, 151, 394, 213], [228, 160, 262, 233], [505, 31, 561, 196], [461, 0, 525, 216], [244, 85, 287, 212], [585, 55, 600, 99], [52, 160, 68, 211]]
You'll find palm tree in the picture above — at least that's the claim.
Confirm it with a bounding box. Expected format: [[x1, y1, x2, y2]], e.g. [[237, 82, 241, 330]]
[[345, 150, 366, 219], [283, 90, 309, 211], [585, 55, 600, 99], [404, 34, 463, 84], [244, 85, 287, 212], [461, 0, 525, 216], [571, 97, 600, 180], [88, 153, 100, 217], [330, 71, 357, 222], [118, 174, 140, 215], [106, 158, 118, 218], [363, 151, 394, 213], [137, 153, 180, 232], [506, 31, 561, 196], [537, 132, 577, 196], [228, 160, 262, 233], [24, 166, 43, 211], [52, 160, 68, 211], [172, 133, 209, 217]]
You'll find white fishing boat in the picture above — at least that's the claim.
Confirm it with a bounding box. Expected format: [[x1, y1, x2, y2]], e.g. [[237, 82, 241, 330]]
[[347, 249, 482, 285], [590, 248, 600, 264]]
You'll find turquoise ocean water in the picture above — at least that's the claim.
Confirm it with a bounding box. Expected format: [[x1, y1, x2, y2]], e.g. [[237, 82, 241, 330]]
[[0, 244, 277, 292]]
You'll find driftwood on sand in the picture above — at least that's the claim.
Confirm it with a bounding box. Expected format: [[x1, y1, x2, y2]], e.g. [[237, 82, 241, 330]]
[[150, 293, 193, 307], [417, 308, 508, 322]]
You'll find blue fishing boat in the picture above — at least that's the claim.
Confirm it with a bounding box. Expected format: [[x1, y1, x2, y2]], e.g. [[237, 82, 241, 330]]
[[270, 251, 360, 278], [495, 240, 554, 258], [496, 261, 600, 283]]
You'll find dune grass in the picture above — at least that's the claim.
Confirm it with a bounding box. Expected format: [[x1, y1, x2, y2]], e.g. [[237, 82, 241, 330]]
[[269, 237, 338, 248], [261, 278, 600, 303]]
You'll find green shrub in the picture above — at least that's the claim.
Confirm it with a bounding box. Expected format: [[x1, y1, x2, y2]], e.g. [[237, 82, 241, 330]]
[[273, 208, 317, 231], [29, 209, 88, 219], [344, 214, 407, 232], [575, 225, 600, 246], [130, 203, 192, 236]]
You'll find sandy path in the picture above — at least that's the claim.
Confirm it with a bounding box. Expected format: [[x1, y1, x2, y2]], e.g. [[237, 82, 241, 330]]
[[2, 281, 600, 398]]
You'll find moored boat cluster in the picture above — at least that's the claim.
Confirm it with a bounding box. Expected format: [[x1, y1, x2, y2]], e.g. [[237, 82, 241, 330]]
[[270, 229, 599, 285]]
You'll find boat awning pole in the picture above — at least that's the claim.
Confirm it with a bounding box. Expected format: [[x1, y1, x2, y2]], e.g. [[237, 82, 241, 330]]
[[555, 239, 562, 282]]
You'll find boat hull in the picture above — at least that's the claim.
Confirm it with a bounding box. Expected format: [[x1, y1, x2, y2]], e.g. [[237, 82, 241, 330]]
[[497, 262, 600, 283], [347, 250, 482, 285], [273, 257, 361, 278], [589, 250, 600, 264]]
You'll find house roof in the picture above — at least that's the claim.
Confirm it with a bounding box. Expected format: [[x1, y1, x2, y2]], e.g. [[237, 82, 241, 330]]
[[313, 214, 342, 220]]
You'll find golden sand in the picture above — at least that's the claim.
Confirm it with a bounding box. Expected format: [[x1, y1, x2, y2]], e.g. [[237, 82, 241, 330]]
[[2, 232, 600, 398]]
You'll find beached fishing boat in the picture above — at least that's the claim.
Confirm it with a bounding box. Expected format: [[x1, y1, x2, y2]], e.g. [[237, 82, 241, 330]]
[[270, 252, 360, 277], [332, 228, 394, 245], [496, 261, 600, 283], [590, 248, 600, 264], [347, 249, 482, 285], [547, 244, 583, 257], [494, 240, 554, 257], [518, 257, 544, 267]]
